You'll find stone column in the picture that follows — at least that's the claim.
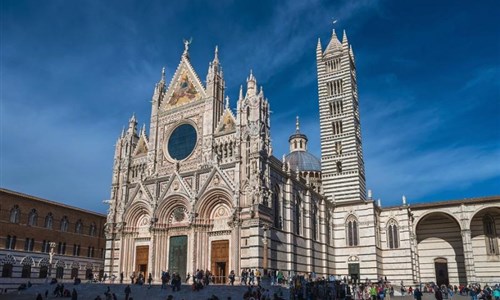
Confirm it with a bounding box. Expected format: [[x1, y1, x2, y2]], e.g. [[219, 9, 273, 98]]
[[461, 228, 476, 284]]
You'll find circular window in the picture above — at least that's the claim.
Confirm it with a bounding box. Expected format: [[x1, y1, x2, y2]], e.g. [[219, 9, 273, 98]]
[[167, 123, 197, 160]]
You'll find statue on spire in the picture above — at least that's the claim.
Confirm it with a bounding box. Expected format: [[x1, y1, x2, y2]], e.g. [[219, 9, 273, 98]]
[[183, 38, 192, 56]]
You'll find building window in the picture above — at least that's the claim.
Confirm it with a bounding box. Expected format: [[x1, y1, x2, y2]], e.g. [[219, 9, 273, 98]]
[[9, 205, 20, 223], [346, 215, 359, 247], [60, 216, 69, 232], [28, 209, 38, 226], [57, 242, 66, 255], [75, 220, 83, 234], [484, 215, 499, 255], [5, 235, 16, 250], [89, 223, 97, 236], [1, 255, 15, 278], [335, 141, 342, 155], [329, 100, 343, 116], [273, 187, 282, 229], [387, 220, 399, 249], [312, 204, 318, 241], [24, 238, 35, 251], [295, 195, 302, 235], [332, 120, 343, 135], [87, 246, 95, 258], [326, 212, 332, 245], [42, 240, 51, 253], [336, 161, 342, 174], [45, 213, 53, 229]]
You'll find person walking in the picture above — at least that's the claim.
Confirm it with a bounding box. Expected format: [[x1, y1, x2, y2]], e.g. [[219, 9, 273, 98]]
[[71, 288, 78, 300], [124, 285, 131, 300], [414, 288, 423, 300], [147, 273, 152, 289], [36, 293, 43, 300], [435, 287, 444, 300], [120, 272, 124, 284], [228, 270, 235, 285]]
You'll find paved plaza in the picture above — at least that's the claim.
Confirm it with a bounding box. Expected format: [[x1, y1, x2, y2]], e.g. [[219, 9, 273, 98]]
[[0, 282, 475, 300]]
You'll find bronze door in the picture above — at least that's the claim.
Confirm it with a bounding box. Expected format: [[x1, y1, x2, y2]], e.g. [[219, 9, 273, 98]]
[[135, 246, 149, 277], [211, 240, 229, 284], [169, 235, 188, 280]]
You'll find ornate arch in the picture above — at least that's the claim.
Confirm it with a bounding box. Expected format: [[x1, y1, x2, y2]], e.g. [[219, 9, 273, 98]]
[[156, 194, 191, 225], [38, 258, 50, 267], [123, 200, 152, 229], [195, 188, 233, 221], [21, 256, 35, 266], [2, 254, 16, 265]]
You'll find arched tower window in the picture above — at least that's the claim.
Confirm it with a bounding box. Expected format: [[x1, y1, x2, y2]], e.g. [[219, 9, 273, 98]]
[[346, 215, 359, 247], [483, 215, 499, 255], [28, 209, 38, 226], [295, 195, 302, 235], [387, 219, 399, 249], [45, 213, 53, 229], [60, 216, 69, 232], [9, 205, 20, 223]]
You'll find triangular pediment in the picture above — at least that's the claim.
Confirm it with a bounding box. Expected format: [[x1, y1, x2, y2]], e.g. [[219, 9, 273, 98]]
[[197, 166, 235, 197], [133, 134, 149, 156], [215, 109, 236, 135], [159, 171, 193, 200], [161, 57, 206, 110]]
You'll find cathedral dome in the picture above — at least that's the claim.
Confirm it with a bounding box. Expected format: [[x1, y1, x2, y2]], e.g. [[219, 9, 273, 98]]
[[285, 116, 321, 172], [285, 150, 321, 172]]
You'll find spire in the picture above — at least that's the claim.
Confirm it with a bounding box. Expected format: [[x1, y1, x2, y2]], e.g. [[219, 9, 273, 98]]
[[239, 85, 243, 100], [296, 115, 300, 132], [213, 45, 219, 64], [140, 123, 146, 136], [325, 29, 342, 54], [225, 95, 229, 109], [121, 126, 125, 138], [316, 38, 322, 51], [161, 66, 166, 82], [289, 115, 308, 152], [246, 69, 257, 96], [127, 113, 138, 135], [342, 29, 348, 45]]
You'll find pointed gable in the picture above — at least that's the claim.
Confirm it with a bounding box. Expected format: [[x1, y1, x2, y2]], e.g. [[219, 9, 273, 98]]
[[215, 109, 236, 135], [161, 55, 206, 110], [133, 134, 149, 156]]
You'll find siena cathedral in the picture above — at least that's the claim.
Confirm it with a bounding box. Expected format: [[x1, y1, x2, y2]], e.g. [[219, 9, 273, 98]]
[[103, 30, 500, 286]]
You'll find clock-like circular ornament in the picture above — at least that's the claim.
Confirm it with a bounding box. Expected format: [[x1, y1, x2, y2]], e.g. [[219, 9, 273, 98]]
[[167, 123, 197, 160]]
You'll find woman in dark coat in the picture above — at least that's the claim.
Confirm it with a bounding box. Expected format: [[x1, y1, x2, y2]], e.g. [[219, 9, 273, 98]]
[[71, 288, 78, 300]]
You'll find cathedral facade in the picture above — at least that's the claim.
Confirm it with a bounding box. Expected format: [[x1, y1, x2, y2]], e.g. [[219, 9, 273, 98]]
[[103, 30, 500, 286]]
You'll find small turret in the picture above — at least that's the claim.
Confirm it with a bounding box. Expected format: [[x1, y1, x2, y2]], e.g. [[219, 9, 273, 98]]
[[127, 113, 138, 136]]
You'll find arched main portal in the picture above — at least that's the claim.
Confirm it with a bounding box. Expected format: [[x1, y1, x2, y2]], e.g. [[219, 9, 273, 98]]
[[195, 188, 234, 284], [470, 206, 500, 283], [416, 212, 466, 286]]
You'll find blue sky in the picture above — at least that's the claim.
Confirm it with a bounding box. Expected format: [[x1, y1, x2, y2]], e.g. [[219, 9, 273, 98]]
[[1, 0, 499, 213]]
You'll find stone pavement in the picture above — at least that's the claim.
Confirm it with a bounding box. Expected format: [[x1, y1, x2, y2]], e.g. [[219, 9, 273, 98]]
[[0, 283, 473, 300], [0, 282, 289, 300]]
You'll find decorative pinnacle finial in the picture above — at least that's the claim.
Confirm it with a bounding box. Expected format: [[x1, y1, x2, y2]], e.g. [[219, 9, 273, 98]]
[[296, 116, 300, 132], [225, 96, 229, 109], [239, 85, 243, 100], [161, 67, 166, 81]]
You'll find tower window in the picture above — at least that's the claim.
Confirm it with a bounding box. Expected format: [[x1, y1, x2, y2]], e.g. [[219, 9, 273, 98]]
[[332, 121, 343, 135], [335, 141, 342, 155], [330, 100, 343, 116], [336, 161, 342, 174]]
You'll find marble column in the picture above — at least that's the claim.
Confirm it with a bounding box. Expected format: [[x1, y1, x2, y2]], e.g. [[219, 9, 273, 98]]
[[461, 228, 476, 284]]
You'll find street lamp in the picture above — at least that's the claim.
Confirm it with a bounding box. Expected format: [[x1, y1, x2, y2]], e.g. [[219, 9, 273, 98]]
[[48, 242, 56, 277]]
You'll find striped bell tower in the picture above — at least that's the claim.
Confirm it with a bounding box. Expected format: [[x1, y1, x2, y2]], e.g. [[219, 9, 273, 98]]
[[316, 29, 366, 203]]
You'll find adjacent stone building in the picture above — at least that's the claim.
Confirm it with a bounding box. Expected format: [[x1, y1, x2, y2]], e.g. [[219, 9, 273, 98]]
[[0, 188, 106, 287], [99, 29, 499, 286]]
